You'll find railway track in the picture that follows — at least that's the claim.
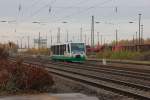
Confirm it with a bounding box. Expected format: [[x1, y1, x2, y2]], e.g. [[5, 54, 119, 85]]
[[9, 57, 150, 100], [47, 62, 150, 89], [59, 62, 150, 81], [87, 59, 150, 66], [86, 60, 150, 73]]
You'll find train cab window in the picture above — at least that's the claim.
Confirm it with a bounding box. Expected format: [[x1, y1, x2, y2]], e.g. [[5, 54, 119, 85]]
[[71, 43, 85, 52]]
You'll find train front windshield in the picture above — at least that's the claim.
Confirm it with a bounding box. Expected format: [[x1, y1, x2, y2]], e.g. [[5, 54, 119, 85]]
[[71, 43, 85, 52]]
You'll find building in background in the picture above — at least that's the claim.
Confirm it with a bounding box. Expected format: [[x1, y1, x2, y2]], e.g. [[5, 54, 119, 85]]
[[34, 38, 47, 48]]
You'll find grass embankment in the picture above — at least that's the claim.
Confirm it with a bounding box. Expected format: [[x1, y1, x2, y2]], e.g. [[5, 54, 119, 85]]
[[95, 51, 149, 60], [0, 47, 54, 95]]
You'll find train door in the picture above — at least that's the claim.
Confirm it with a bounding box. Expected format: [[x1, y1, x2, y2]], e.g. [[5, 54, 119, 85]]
[[67, 43, 71, 56]]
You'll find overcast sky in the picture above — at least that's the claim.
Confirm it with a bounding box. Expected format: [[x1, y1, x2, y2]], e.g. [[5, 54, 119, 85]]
[[0, 0, 150, 46]]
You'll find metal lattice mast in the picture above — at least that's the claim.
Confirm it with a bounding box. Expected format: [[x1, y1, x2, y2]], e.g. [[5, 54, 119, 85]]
[[91, 16, 95, 48]]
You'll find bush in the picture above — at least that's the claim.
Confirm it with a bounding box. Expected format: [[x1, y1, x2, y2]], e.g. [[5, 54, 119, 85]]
[[0, 47, 9, 60], [133, 51, 150, 61], [0, 59, 54, 94]]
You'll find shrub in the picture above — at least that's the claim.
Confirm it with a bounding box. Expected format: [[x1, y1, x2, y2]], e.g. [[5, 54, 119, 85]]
[[133, 51, 150, 61], [0, 47, 9, 61], [0, 59, 54, 94]]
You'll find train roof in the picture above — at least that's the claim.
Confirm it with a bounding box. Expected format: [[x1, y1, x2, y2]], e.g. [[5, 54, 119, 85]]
[[51, 42, 85, 46]]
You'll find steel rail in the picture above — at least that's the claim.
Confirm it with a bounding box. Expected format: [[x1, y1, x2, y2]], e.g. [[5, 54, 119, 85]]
[[49, 61, 150, 81]]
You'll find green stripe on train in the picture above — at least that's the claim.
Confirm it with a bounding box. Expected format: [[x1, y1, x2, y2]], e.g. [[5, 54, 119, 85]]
[[51, 55, 86, 62]]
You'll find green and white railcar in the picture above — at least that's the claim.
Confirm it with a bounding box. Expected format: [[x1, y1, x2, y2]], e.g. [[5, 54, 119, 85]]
[[51, 42, 86, 62]]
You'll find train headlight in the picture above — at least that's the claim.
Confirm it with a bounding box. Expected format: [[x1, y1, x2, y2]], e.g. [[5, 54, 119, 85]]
[[80, 52, 85, 55]]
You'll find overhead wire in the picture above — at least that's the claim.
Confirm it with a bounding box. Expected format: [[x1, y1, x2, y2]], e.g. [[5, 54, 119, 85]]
[[18, 0, 54, 22], [23, 0, 47, 15], [31, 0, 114, 41], [25, 0, 93, 20], [43, 0, 92, 21], [50, 0, 113, 23], [52, 0, 114, 41], [50, 0, 91, 8], [14, 0, 23, 33], [17, 0, 116, 39], [18, 0, 114, 23], [71, 0, 92, 6], [29, 0, 56, 17], [19, 0, 92, 25]]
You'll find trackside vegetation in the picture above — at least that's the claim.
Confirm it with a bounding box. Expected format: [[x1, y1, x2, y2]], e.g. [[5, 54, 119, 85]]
[[0, 46, 54, 95], [25, 48, 50, 55], [95, 51, 143, 60]]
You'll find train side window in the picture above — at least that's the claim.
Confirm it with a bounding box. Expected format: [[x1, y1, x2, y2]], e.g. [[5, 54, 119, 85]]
[[52, 46, 54, 54], [64, 45, 66, 51], [60, 45, 63, 55], [60, 45, 62, 55], [54, 46, 56, 54], [58, 45, 60, 55], [68, 44, 70, 53], [61, 45, 65, 55], [56, 45, 59, 55], [51, 46, 53, 54]]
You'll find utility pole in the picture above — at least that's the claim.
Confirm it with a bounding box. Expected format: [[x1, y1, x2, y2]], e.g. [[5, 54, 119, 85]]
[[141, 24, 144, 44], [84, 34, 86, 45], [80, 27, 83, 42], [101, 35, 103, 46], [133, 35, 135, 45], [91, 16, 95, 48], [66, 30, 69, 42], [138, 14, 142, 45], [50, 31, 53, 46], [104, 38, 106, 45], [136, 31, 138, 45], [17, 40, 19, 48], [21, 37, 23, 49], [20, 39, 22, 49], [57, 27, 60, 43], [49, 30, 52, 46], [25, 43, 27, 49], [34, 38, 35, 48], [27, 36, 30, 49], [38, 32, 41, 49], [116, 29, 118, 46], [97, 32, 100, 46]]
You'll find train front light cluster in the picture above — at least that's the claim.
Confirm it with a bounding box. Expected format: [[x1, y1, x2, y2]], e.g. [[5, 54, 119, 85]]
[[71, 52, 85, 58]]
